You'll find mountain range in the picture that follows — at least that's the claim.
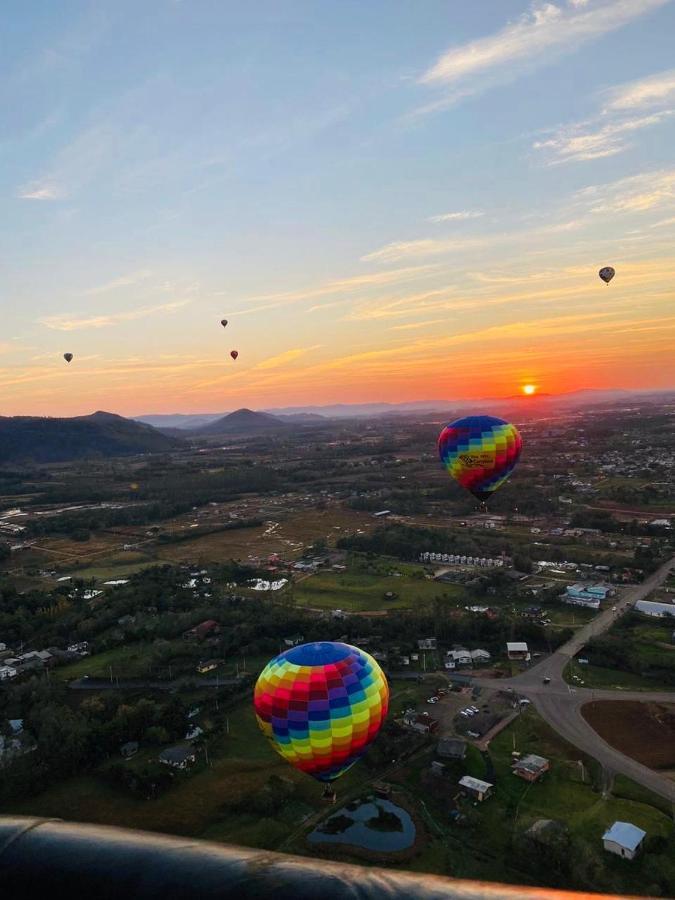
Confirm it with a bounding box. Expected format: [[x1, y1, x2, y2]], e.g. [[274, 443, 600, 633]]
[[0, 411, 181, 464], [135, 388, 674, 429]]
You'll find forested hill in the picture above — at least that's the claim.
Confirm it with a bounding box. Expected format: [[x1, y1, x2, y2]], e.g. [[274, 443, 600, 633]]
[[0, 411, 182, 463]]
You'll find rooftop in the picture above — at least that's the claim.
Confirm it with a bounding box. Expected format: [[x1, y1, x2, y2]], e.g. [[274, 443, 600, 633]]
[[602, 821, 646, 851]]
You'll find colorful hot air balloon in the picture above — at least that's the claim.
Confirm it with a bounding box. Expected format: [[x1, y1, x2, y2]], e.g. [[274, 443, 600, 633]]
[[438, 414, 522, 503], [230, 350, 238, 360], [221, 319, 228, 328], [254, 641, 389, 784], [598, 266, 615, 284], [63, 353, 73, 364]]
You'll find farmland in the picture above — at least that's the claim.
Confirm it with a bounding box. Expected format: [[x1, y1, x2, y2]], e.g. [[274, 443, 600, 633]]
[[582, 701, 675, 772]]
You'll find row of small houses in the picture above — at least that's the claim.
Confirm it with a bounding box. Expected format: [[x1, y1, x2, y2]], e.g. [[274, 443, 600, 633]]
[[420, 553, 505, 567]]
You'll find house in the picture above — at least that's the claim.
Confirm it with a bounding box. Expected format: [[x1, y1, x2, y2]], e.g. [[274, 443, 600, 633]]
[[183, 620, 219, 641], [512, 754, 550, 783], [417, 638, 437, 650], [196, 659, 220, 674], [447, 649, 472, 666], [634, 600, 675, 619], [0, 665, 17, 681], [458, 775, 493, 802], [470, 649, 491, 664], [436, 737, 467, 760], [602, 821, 646, 860], [403, 712, 439, 735], [506, 642, 530, 661], [159, 745, 196, 769], [120, 741, 139, 759]]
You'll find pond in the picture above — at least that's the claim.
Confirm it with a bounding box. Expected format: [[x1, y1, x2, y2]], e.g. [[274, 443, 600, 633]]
[[308, 796, 416, 852]]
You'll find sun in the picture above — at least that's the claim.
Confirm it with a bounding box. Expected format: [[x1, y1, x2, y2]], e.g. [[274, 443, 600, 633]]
[[522, 384, 537, 396]]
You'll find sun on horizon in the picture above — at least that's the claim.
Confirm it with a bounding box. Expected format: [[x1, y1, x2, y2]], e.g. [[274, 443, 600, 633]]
[[522, 384, 537, 396]]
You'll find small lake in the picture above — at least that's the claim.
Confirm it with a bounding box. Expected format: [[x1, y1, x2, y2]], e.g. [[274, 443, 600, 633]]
[[308, 797, 416, 852]]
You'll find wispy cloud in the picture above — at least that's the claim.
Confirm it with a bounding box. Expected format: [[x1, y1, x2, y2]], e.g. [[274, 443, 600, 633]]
[[17, 183, 64, 200], [254, 346, 322, 371], [575, 168, 675, 214], [38, 300, 190, 331], [81, 270, 153, 296], [416, 0, 669, 112], [231, 265, 440, 314], [428, 210, 484, 223], [362, 237, 487, 264], [534, 111, 673, 164], [389, 319, 449, 331], [604, 67, 675, 112], [361, 219, 583, 264]]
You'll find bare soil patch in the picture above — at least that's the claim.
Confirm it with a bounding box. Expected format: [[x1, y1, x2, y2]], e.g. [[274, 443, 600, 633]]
[[582, 700, 675, 770]]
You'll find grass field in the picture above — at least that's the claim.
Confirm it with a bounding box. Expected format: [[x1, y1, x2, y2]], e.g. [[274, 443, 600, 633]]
[[55, 643, 161, 681], [386, 707, 675, 893], [565, 659, 675, 692], [294, 570, 464, 612]]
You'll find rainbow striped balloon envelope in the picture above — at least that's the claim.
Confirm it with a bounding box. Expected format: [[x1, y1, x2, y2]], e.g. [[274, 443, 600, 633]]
[[254, 641, 389, 783], [438, 414, 522, 502]]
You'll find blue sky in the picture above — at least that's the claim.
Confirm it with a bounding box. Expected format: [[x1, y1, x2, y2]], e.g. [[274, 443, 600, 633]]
[[2, 0, 675, 415]]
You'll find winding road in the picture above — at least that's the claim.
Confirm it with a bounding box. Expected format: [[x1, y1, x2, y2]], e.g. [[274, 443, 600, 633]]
[[474, 555, 675, 805]]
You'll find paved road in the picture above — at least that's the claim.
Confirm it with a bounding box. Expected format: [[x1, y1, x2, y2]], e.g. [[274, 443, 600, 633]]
[[474, 554, 675, 804]]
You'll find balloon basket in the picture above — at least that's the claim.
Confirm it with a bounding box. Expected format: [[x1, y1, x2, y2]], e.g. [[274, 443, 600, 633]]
[[321, 785, 337, 803]]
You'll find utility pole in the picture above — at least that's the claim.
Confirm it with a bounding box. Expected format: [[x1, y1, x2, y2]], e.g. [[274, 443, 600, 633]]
[[226, 717, 230, 735], [109, 665, 113, 684]]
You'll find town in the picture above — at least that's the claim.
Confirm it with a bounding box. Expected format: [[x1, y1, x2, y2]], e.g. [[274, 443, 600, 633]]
[[0, 397, 674, 896]]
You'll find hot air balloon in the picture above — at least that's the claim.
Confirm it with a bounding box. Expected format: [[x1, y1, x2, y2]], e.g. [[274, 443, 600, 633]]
[[438, 415, 522, 503], [63, 353, 73, 364], [230, 350, 238, 360], [221, 319, 228, 328], [598, 266, 615, 284], [254, 641, 389, 786]]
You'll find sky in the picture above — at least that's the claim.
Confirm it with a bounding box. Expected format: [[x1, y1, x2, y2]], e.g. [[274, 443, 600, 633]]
[[2, 0, 675, 417]]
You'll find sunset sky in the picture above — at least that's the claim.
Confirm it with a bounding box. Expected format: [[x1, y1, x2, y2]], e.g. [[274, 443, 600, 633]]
[[2, 0, 675, 416]]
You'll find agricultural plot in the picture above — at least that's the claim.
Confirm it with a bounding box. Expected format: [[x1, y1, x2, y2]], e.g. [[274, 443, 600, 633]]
[[581, 701, 675, 772], [155, 507, 375, 565], [294, 571, 464, 612]]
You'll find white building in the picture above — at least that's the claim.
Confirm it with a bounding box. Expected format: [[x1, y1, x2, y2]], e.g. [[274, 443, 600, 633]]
[[0, 665, 17, 681], [459, 775, 493, 802], [470, 649, 491, 663], [447, 649, 472, 666], [602, 821, 646, 860], [635, 600, 675, 619], [506, 642, 530, 661]]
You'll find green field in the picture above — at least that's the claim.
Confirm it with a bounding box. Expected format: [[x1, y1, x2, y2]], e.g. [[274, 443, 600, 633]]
[[387, 708, 675, 893], [55, 643, 161, 681], [565, 660, 675, 692], [295, 571, 464, 612]]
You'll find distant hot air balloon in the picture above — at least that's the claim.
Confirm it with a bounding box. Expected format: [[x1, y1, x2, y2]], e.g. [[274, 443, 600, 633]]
[[254, 641, 389, 785], [221, 319, 228, 328], [598, 266, 615, 284], [63, 353, 73, 364], [230, 350, 238, 360], [438, 415, 522, 503]]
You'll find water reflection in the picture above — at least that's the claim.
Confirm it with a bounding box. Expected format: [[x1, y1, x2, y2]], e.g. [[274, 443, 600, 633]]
[[308, 797, 415, 852]]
